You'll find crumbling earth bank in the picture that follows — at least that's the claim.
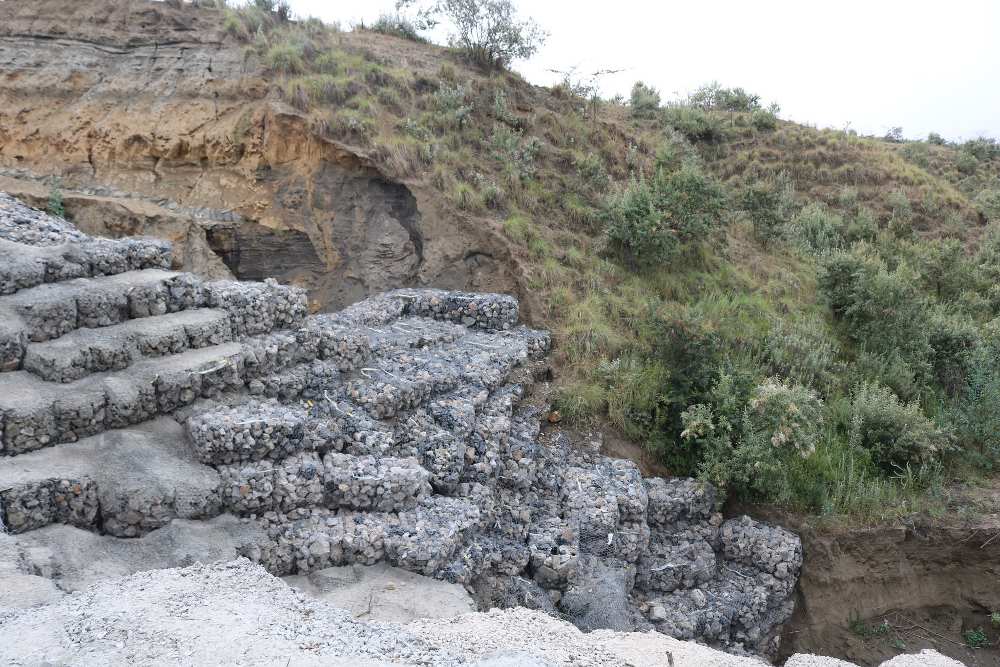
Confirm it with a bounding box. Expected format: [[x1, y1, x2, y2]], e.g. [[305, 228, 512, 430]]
[[0, 0, 522, 312], [0, 193, 801, 655]]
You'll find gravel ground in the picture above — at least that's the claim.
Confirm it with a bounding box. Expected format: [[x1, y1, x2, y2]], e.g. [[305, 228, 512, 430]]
[[0, 559, 968, 667]]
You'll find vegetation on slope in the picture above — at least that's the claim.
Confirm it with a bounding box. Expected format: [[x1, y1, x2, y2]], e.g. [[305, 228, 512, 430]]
[[209, 0, 1000, 522]]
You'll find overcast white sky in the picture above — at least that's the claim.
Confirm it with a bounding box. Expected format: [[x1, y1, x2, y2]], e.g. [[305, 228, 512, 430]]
[[288, 0, 1000, 141]]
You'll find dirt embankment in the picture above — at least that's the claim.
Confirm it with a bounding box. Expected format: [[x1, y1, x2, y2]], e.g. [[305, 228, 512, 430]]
[[766, 512, 1000, 667], [0, 0, 521, 313]]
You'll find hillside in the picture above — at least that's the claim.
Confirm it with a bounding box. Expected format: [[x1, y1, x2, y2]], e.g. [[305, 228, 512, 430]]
[[3, 0, 1000, 522]]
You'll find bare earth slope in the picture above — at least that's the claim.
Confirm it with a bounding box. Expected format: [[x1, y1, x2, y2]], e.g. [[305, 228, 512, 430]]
[[0, 0, 518, 311]]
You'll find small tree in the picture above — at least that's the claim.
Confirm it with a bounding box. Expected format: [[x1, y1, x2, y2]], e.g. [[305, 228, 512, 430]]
[[884, 126, 904, 143], [397, 0, 547, 69]]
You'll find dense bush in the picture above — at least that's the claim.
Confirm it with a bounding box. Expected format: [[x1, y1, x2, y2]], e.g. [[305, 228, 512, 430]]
[[913, 239, 970, 302], [662, 105, 725, 143], [686, 377, 822, 501], [961, 137, 1000, 162], [598, 356, 670, 440], [817, 247, 879, 316], [819, 248, 931, 369], [433, 83, 473, 129], [367, 14, 425, 41], [265, 43, 306, 74], [489, 124, 541, 180], [765, 317, 842, 394], [950, 344, 1000, 467], [974, 188, 1000, 222], [604, 164, 728, 266], [751, 109, 778, 131], [745, 377, 824, 457], [688, 82, 762, 112], [629, 81, 661, 119], [739, 176, 792, 246], [848, 383, 950, 471], [787, 202, 844, 254], [926, 309, 979, 396]]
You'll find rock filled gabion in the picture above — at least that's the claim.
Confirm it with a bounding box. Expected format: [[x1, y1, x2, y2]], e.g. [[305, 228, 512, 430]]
[[0, 477, 99, 533], [0, 196, 803, 658]]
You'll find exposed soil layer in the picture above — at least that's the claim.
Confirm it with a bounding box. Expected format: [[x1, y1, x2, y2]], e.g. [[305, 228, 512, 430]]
[[0, 0, 521, 314], [760, 509, 1000, 667]]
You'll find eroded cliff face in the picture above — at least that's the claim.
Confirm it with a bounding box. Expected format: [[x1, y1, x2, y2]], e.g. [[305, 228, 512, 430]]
[[0, 0, 518, 312]]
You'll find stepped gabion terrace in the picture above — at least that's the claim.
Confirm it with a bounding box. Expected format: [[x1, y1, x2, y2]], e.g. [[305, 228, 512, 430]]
[[0, 192, 802, 655]]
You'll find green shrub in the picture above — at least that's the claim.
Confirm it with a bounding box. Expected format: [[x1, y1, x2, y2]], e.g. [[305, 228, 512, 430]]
[[787, 203, 844, 255], [691, 377, 822, 502], [926, 309, 978, 395], [574, 152, 609, 189], [688, 82, 763, 112], [313, 51, 340, 75], [662, 105, 725, 143], [913, 238, 970, 302], [884, 127, 904, 143], [47, 180, 65, 218], [553, 380, 606, 424], [745, 377, 824, 457], [901, 141, 930, 168], [963, 627, 990, 649], [368, 13, 426, 41], [629, 81, 661, 119], [265, 43, 305, 75], [848, 383, 949, 471], [961, 136, 1000, 161], [433, 83, 473, 129], [976, 223, 1000, 286], [751, 109, 778, 131], [327, 111, 375, 144], [489, 88, 523, 128], [843, 207, 878, 244], [599, 356, 670, 440], [974, 188, 1000, 222], [819, 248, 930, 367], [818, 246, 879, 317], [604, 164, 728, 266], [285, 75, 358, 106], [765, 317, 841, 393], [489, 124, 541, 180], [849, 348, 922, 404], [480, 182, 506, 210], [501, 214, 535, 244], [739, 175, 792, 246], [950, 344, 1000, 467], [223, 12, 249, 40], [956, 150, 980, 175], [654, 132, 692, 171], [887, 189, 912, 223], [927, 132, 947, 145], [451, 181, 479, 211]]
